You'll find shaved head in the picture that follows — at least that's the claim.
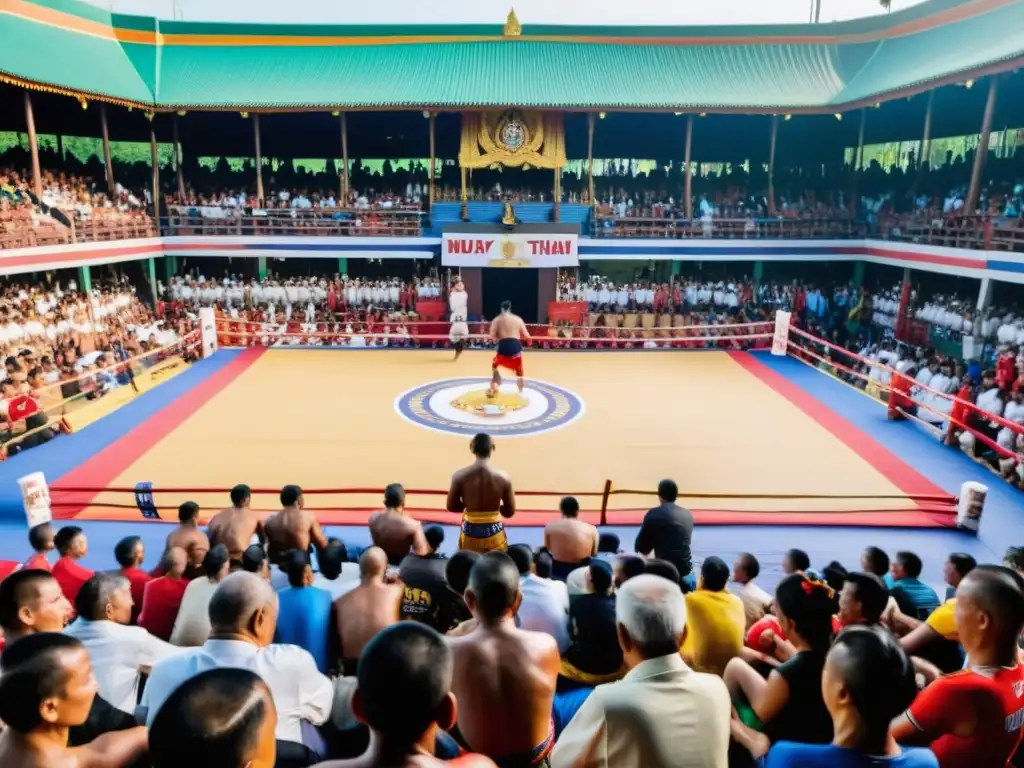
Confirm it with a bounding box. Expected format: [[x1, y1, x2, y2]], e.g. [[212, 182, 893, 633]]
[[360, 547, 387, 580], [208, 571, 276, 634], [958, 565, 1024, 640]]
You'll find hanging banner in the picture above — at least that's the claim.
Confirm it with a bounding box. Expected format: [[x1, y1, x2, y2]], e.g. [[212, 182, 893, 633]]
[[442, 233, 579, 268]]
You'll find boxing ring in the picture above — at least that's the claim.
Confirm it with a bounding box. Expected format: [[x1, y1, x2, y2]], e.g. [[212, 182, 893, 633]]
[[0, 313, 1020, 584]]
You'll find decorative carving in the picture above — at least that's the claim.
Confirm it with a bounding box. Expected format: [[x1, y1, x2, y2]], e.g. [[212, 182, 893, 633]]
[[459, 110, 566, 170], [503, 8, 522, 37]]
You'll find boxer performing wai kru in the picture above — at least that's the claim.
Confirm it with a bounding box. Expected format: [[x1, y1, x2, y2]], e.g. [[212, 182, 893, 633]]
[[488, 300, 530, 397]]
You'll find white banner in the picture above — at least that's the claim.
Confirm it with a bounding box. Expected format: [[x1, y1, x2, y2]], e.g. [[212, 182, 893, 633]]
[[442, 233, 579, 268], [771, 311, 791, 356]]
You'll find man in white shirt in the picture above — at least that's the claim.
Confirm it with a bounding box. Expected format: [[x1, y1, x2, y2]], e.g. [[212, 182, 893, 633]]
[[64, 572, 182, 714], [551, 575, 730, 768], [508, 545, 570, 653], [139, 571, 334, 753], [729, 553, 772, 629]]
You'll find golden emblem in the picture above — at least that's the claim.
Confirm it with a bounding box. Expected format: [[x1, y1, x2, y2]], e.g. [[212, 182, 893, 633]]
[[501, 201, 517, 226], [451, 389, 529, 416], [503, 8, 522, 37]]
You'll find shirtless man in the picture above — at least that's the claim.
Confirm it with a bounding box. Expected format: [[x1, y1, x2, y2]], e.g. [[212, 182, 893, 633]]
[[0, 633, 149, 768], [207, 484, 265, 563], [334, 547, 403, 677], [263, 484, 327, 565], [542, 496, 599, 582], [447, 434, 515, 553], [448, 553, 560, 768], [165, 501, 210, 579], [488, 301, 529, 397], [368, 483, 430, 566]]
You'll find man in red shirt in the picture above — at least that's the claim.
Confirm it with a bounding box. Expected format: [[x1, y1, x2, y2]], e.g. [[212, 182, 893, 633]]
[[51, 526, 94, 611], [893, 565, 1024, 766], [23, 522, 54, 572], [115, 535, 151, 624], [138, 547, 189, 641]]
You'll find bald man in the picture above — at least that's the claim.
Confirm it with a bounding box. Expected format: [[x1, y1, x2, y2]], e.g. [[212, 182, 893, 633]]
[[334, 547, 404, 677], [369, 483, 430, 566], [447, 434, 515, 553], [892, 565, 1024, 767], [207, 484, 265, 563], [448, 553, 560, 767], [264, 484, 328, 565]]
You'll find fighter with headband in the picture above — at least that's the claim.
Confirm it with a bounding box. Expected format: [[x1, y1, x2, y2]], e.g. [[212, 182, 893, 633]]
[[487, 301, 530, 398]]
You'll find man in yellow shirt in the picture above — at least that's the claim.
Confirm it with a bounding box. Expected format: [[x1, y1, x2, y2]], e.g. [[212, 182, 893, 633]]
[[681, 556, 745, 676]]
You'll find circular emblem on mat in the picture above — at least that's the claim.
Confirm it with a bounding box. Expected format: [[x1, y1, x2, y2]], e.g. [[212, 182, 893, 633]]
[[395, 377, 585, 437]]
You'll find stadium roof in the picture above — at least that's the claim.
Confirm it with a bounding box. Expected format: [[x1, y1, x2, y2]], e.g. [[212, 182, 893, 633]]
[[1, 0, 1022, 113]]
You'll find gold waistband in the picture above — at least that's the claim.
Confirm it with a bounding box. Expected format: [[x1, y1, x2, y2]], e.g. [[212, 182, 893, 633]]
[[463, 511, 502, 524]]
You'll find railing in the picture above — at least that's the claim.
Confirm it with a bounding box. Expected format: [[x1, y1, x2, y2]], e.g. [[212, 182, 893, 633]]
[[590, 216, 869, 239], [162, 206, 425, 238]]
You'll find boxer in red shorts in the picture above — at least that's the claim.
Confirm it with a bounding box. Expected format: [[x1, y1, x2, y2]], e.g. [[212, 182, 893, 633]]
[[488, 301, 530, 397]]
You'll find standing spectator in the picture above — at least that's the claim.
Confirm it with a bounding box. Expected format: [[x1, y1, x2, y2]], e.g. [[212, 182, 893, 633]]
[[0, 634, 149, 767], [681, 556, 746, 676], [634, 479, 694, 589], [732, 552, 772, 628], [508, 544, 570, 653], [765, 626, 936, 767], [138, 547, 190, 641], [552, 574, 731, 768], [274, 549, 333, 675], [51, 526, 94, 612], [886, 551, 940, 619], [170, 544, 231, 647], [65, 573, 181, 715], [113, 535, 149, 624], [892, 566, 1024, 766], [149, 668, 277, 768], [140, 572, 334, 762], [23, 522, 53, 572], [563, 560, 623, 683]]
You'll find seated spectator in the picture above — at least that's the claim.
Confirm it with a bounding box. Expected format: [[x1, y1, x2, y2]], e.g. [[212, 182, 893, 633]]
[[311, 538, 359, 600], [240, 543, 271, 580], [726, 574, 836, 749], [635, 479, 695, 590], [508, 544, 570, 653], [563, 559, 623, 683], [369, 482, 430, 566], [23, 522, 53, 572], [612, 553, 646, 589], [566, 534, 621, 595], [51, 525, 94, 609], [834, 572, 889, 632], [149, 668, 277, 768], [533, 550, 571, 610], [448, 552, 560, 765], [861, 546, 890, 580], [552, 574, 731, 768], [275, 549, 333, 675], [399, 528, 462, 633], [165, 500, 210, 579], [325, 623, 496, 768], [65, 573, 181, 715], [765, 626, 936, 768], [943, 551, 977, 601], [644, 558, 681, 586], [783, 548, 811, 575], [140, 572, 334, 761], [138, 547, 190, 641], [892, 565, 1024, 767], [732, 552, 772, 628], [0, 633, 148, 767], [0, 570, 138, 744], [170, 544, 231, 647], [681, 555, 746, 676], [334, 546, 402, 676], [543, 496, 598, 581], [444, 549, 481, 630], [113, 535, 149, 624], [886, 551, 940, 619]]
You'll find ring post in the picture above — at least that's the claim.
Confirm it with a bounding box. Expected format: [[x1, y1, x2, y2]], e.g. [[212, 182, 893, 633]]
[[600, 479, 612, 526], [771, 311, 791, 356], [956, 481, 986, 533], [199, 307, 218, 359], [18, 472, 52, 528], [135, 481, 161, 520]]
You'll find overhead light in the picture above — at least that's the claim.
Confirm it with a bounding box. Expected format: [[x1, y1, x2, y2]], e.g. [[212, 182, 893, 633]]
[[673, 112, 683, 116], [784, 114, 792, 121], [79, 98, 88, 110], [240, 111, 249, 118], [331, 110, 340, 117], [598, 112, 606, 119], [698, 112, 707, 117], [834, 113, 843, 120], [176, 110, 187, 117], [965, 80, 974, 89]]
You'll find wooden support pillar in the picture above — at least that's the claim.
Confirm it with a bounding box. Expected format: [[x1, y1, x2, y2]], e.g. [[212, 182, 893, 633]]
[[683, 115, 694, 219], [553, 167, 561, 222], [586, 112, 596, 205], [150, 124, 160, 224], [767, 115, 779, 216], [24, 92, 41, 200], [460, 166, 468, 221], [253, 114, 264, 207], [856, 108, 866, 172], [100, 104, 115, 196], [966, 76, 999, 216], [173, 114, 186, 202], [340, 111, 349, 204], [919, 90, 934, 170], [428, 111, 436, 208]]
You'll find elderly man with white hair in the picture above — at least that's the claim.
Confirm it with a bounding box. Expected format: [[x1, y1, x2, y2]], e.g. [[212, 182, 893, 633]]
[[551, 574, 730, 768]]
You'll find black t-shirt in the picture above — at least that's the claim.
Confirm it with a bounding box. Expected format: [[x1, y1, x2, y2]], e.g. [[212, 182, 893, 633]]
[[771, 650, 833, 745], [634, 502, 694, 577], [565, 593, 622, 676], [398, 554, 462, 634]]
